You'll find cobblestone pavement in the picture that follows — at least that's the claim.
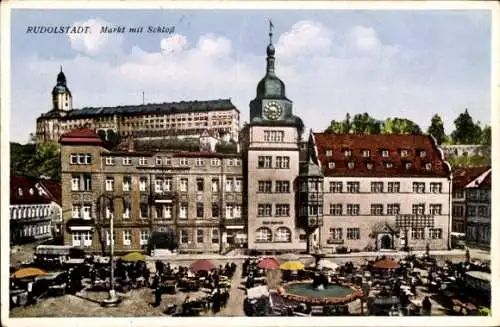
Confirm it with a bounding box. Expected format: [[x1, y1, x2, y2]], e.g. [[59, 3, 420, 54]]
[[218, 264, 245, 316]]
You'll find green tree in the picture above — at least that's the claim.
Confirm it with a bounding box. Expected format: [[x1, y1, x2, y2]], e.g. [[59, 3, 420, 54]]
[[382, 118, 422, 135], [427, 114, 446, 145], [481, 125, 491, 146], [451, 109, 483, 144], [10, 141, 61, 179], [351, 113, 382, 134], [325, 113, 352, 133]]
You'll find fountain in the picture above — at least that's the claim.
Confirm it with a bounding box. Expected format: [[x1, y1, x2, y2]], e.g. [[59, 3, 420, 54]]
[[278, 250, 363, 306]]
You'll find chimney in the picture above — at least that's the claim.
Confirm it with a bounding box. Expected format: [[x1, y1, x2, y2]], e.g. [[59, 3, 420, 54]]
[[128, 137, 135, 152]]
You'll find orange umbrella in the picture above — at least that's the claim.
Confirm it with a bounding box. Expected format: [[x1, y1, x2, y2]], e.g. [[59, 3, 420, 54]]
[[11, 267, 48, 279], [190, 259, 215, 272], [373, 258, 400, 270]]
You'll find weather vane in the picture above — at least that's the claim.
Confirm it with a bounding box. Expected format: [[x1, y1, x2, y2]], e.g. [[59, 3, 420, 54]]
[[269, 20, 274, 44]]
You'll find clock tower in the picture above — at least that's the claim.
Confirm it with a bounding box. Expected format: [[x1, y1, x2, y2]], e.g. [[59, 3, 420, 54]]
[[244, 22, 305, 255]]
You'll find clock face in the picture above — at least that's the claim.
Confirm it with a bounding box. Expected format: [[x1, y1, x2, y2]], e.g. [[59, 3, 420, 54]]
[[264, 101, 282, 120]]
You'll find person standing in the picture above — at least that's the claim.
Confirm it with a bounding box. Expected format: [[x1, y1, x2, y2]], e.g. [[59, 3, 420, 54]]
[[154, 284, 162, 307], [422, 296, 432, 315]]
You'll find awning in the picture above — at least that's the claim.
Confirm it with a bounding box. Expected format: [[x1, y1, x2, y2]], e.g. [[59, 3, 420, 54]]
[[155, 199, 173, 203], [226, 225, 244, 229], [69, 226, 93, 231]]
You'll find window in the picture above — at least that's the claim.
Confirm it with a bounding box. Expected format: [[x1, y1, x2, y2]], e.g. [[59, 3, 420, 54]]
[[105, 206, 114, 219], [180, 230, 188, 244], [211, 179, 219, 192], [179, 203, 188, 219], [308, 204, 322, 215], [453, 205, 464, 218], [424, 163, 432, 171], [139, 177, 147, 192], [387, 204, 400, 215], [196, 230, 204, 243], [362, 150, 370, 157], [330, 204, 342, 216], [381, 149, 389, 157], [211, 229, 219, 244], [105, 177, 114, 191], [140, 203, 148, 219], [387, 182, 400, 193], [225, 204, 234, 219], [346, 182, 360, 193], [325, 149, 333, 157], [328, 162, 335, 169], [384, 161, 393, 168], [412, 204, 425, 215], [258, 181, 273, 193], [275, 156, 290, 169], [180, 178, 188, 192], [347, 228, 360, 240], [139, 157, 148, 166], [83, 174, 92, 191], [71, 154, 78, 164], [405, 162, 412, 170], [275, 180, 290, 193], [400, 149, 408, 157], [123, 202, 131, 219], [82, 204, 91, 219], [196, 178, 204, 192], [155, 157, 163, 165], [71, 176, 81, 191], [430, 204, 442, 215], [123, 176, 131, 192], [211, 203, 219, 218], [234, 178, 242, 192], [70, 153, 92, 165], [366, 162, 374, 170], [430, 183, 442, 193], [140, 230, 149, 245], [411, 228, 425, 240], [196, 203, 204, 218], [255, 227, 272, 242], [275, 204, 290, 217], [210, 158, 220, 166], [347, 161, 355, 169], [106, 231, 116, 246], [264, 130, 284, 143], [347, 204, 360, 216], [123, 230, 132, 246], [179, 158, 188, 166], [478, 206, 488, 217], [344, 149, 352, 157], [105, 157, 115, 165], [371, 182, 384, 193], [329, 182, 342, 193], [195, 158, 204, 166], [371, 204, 384, 216], [258, 156, 272, 168], [467, 206, 477, 216], [420, 150, 427, 158], [72, 204, 81, 218], [454, 189, 464, 198], [227, 159, 235, 167], [123, 157, 132, 165], [275, 227, 291, 242], [165, 157, 172, 166], [413, 182, 425, 193], [234, 205, 242, 218], [257, 204, 272, 217], [226, 179, 234, 192], [429, 228, 442, 239], [72, 231, 92, 247], [329, 228, 343, 240]]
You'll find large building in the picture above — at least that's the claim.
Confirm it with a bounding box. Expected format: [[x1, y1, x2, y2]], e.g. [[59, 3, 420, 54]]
[[36, 69, 241, 144], [60, 129, 245, 254], [463, 168, 491, 249], [10, 176, 62, 245], [59, 26, 455, 255]]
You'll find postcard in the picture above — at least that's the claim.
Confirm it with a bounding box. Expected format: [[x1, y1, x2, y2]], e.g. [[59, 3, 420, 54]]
[[1, 1, 498, 327]]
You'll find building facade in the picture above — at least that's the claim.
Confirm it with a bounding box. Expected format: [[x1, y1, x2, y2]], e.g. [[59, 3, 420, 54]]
[[10, 176, 62, 245], [464, 168, 491, 249], [36, 69, 240, 144], [60, 129, 245, 255], [451, 166, 490, 235]]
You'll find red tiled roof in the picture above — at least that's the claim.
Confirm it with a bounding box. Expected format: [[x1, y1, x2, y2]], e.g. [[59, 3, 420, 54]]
[[39, 179, 62, 205], [60, 128, 103, 145], [452, 166, 490, 189], [481, 171, 491, 189], [313, 133, 450, 178], [10, 176, 57, 205]]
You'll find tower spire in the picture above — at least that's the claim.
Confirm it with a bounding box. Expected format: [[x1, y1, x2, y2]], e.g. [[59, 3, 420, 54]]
[[269, 20, 274, 45], [265, 20, 276, 75], [60, 65, 62, 73]]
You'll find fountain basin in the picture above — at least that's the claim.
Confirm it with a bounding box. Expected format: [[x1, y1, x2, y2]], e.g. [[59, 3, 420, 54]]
[[279, 280, 363, 305]]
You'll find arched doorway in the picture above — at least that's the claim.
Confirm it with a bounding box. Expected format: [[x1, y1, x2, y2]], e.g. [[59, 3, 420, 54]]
[[380, 235, 392, 249]]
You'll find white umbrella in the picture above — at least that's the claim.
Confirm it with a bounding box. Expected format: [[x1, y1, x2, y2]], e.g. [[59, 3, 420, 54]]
[[316, 259, 338, 271], [279, 253, 300, 262]]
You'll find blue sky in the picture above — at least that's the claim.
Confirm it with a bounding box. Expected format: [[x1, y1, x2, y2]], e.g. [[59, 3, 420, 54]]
[[10, 9, 491, 143]]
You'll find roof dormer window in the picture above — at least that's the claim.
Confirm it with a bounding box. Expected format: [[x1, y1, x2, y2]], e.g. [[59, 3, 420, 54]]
[[405, 162, 412, 170], [362, 150, 370, 158], [400, 149, 408, 158], [325, 150, 333, 157], [366, 162, 374, 170], [384, 161, 393, 168], [29, 188, 34, 195], [344, 149, 352, 157], [425, 163, 432, 171], [381, 149, 389, 158], [420, 150, 427, 158], [328, 162, 335, 169], [18, 188, 23, 196], [348, 161, 355, 169]]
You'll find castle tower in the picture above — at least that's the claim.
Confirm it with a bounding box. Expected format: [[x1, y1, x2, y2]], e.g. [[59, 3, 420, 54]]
[[52, 66, 72, 111]]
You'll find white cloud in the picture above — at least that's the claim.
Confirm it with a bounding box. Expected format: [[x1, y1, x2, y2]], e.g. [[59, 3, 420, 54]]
[[67, 18, 124, 57], [10, 19, 489, 143]]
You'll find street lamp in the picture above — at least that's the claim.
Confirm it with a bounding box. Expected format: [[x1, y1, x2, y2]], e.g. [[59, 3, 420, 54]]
[[97, 194, 124, 307]]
